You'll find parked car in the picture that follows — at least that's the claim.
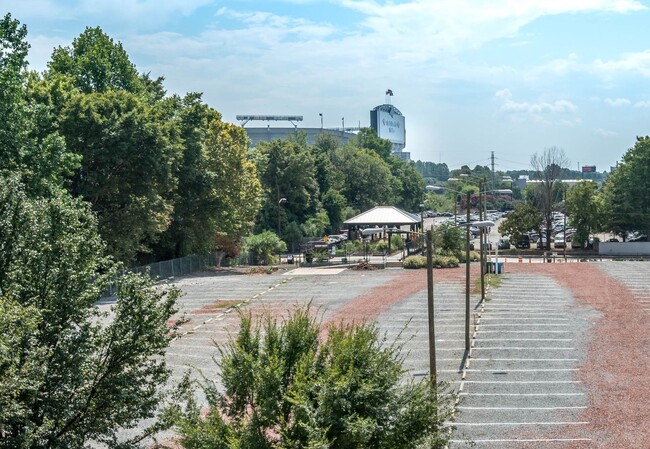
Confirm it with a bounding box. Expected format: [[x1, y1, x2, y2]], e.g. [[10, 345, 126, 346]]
[[571, 238, 584, 249], [497, 237, 511, 250], [537, 236, 554, 249], [554, 235, 566, 249], [515, 234, 531, 249]]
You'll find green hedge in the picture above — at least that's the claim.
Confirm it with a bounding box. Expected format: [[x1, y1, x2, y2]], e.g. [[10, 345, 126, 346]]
[[403, 254, 460, 269]]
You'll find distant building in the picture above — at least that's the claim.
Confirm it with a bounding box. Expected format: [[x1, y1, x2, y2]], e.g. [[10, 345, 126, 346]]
[[370, 104, 409, 161], [244, 127, 357, 148]]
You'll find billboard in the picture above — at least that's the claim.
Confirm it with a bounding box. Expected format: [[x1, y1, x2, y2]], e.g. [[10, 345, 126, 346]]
[[376, 109, 405, 145], [581, 165, 596, 173]]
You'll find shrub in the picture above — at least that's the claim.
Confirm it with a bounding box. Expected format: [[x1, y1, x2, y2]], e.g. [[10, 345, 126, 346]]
[[165, 306, 454, 449], [245, 231, 287, 265], [431, 254, 460, 268], [403, 255, 427, 269], [390, 233, 404, 250]]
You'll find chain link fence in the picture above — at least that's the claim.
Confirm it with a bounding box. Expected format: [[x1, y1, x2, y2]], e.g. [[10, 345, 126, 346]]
[[106, 252, 225, 296]]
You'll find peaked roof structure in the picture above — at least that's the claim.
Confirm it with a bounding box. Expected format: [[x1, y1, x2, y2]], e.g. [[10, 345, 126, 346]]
[[343, 206, 420, 227]]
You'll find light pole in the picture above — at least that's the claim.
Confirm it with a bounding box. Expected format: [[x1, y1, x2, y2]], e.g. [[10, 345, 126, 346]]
[[465, 191, 471, 352], [319, 112, 323, 129], [461, 174, 488, 301], [420, 203, 425, 252], [277, 197, 287, 236], [425, 229, 436, 385], [427, 184, 493, 353]]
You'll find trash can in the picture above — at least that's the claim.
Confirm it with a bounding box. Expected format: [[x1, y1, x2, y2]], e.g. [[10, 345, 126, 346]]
[[486, 261, 504, 274]]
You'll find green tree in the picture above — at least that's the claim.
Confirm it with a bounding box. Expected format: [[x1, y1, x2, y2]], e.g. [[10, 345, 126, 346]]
[[0, 15, 80, 197], [48, 26, 141, 94], [252, 137, 322, 241], [354, 127, 393, 161], [388, 157, 425, 212], [244, 231, 287, 265], [334, 146, 397, 211], [0, 176, 180, 448], [433, 222, 465, 256], [165, 306, 452, 449], [59, 89, 180, 264], [566, 181, 603, 247], [158, 93, 262, 258], [602, 137, 650, 239], [498, 202, 542, 243]]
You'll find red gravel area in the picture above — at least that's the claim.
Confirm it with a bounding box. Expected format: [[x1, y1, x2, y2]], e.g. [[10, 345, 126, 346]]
[[322, 267, 467, 328], [506, 263, 650, 448]]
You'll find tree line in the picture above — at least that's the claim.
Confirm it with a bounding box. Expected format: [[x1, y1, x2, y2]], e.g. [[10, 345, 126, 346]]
[[495, 141, 650, 248], [1, 15, 452, 448], [1, 16, 425, 267]]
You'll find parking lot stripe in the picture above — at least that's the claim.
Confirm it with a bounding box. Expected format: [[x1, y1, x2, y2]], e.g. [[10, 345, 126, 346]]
[[460, 393, 584, 396], [458, 406, 586, 410], [451, 438, 592, 443], [464, 369, 578, 372], [463, 380, 581, 384], [477, 338, 573, 341], [470, 358, 579, 361], [454, 422, 589, 426]]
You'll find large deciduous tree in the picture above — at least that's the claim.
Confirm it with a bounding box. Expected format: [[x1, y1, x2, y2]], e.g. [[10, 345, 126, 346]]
[[334, 145, 398, 212], [0, 176, 180, 448], [530, 147, 569, 250], [48, 26, 141, 94], [156, 93, 261, 258], [602, 136, 650, 239], [498, 202, 542, 243], [252, 135, 324, 241], [0, 14, 79, 197], [566, 180, 603, 247], [59, 89, 179, 264]]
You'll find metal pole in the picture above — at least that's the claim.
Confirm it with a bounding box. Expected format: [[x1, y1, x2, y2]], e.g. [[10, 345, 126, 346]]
[[478, 181, 485, 301], [465, 191, 471, 352], [562, 190, 566, 263], [426, 230, 436, 385]]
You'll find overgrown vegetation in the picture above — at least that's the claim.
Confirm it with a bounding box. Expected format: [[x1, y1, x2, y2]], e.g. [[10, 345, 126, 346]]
[[162, 306, 454, 449]]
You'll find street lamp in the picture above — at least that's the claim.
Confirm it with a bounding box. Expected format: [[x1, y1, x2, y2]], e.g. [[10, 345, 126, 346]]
[[277, 197, 287, 236], [425, 184, 493, 353], [387, 226, 438, 383], [319, 112, 323, 129]]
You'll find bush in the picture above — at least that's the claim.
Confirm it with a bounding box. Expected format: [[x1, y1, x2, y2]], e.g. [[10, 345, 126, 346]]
[[390, 233, 404, 250], [245, 231, 287, 265], [403, 255, 427, 269], [373, 240, 389, 252], [165, 306, 453, 449], [431, 254, 460, 268]]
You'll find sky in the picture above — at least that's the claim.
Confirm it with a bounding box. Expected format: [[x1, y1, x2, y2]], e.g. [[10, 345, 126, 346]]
[[6, 0, 650, 173]]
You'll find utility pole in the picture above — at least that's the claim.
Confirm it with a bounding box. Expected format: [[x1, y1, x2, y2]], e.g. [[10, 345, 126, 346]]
[[491, 151, 496, 193]]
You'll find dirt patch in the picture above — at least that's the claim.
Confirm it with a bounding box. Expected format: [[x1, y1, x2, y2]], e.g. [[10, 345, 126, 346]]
[[192, 299, 244, 315], [323, 266, 467, 329]]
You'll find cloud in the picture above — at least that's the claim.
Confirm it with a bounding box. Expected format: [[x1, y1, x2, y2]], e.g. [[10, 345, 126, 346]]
[[635, 100, 650, 108], [594, 128, 618, 137], [495, 88, 578, 123], [604, 97, 631, 106], [593, 50, 650, 78]]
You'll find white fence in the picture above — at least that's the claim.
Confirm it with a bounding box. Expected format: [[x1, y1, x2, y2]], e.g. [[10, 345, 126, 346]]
[[599, 242, 650, 256]]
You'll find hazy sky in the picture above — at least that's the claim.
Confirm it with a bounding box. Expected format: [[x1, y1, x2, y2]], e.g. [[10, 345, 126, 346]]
[[8, 0, 650, 172]]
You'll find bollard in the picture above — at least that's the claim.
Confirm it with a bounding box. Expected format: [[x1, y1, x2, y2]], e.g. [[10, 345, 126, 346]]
[[518, 255, 522, 263]]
